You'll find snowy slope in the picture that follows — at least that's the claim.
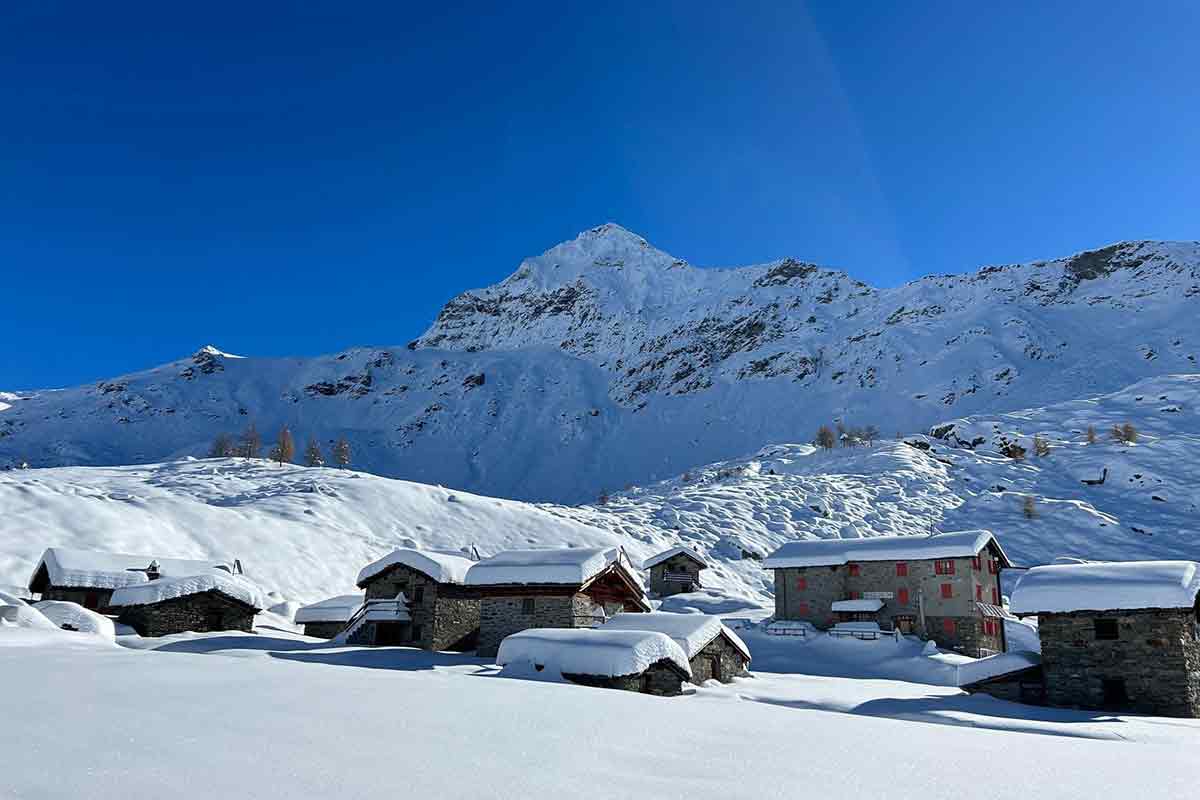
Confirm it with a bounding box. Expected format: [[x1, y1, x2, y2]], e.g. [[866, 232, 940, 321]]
[[2, 226, 1198, 503]]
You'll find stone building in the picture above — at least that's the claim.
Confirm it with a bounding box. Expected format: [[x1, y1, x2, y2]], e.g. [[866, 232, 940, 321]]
[[601, 612, 751, 683], [346, 549, 479, 650], [644, 547, 707, 596], [108, 573, 266, 637], [1011, 560, 1200, 717], [27, 547, 241, 613], [496, 628, 692, 696], [467, 547, 650, 657], [958, 651, 1045, 705], [294, 594, 363, 639], [763, 530, 1012, 656]]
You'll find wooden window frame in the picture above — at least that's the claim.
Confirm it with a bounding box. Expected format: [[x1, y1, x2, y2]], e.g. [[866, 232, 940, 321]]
[[940, 583, 953, 599]]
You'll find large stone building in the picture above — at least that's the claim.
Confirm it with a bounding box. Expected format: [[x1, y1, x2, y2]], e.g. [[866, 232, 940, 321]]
[[1011, 560, 1200, 717], [108, 573, 266, 637], [294, 594, 363, 639], [601, 612, 751, 683], [347, 549, 480, 650], [496, 628, 692, 696], [764, 530, 1012, 656], [27, 547, 242, 613], [643, 547, 707, 596], [466, 547, 650, 657]]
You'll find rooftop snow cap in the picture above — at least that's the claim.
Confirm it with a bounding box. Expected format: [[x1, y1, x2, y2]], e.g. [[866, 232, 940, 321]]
[[108, 573, 267, 611], [356, 548, 476, 587], [294, 594, 364, 624], [496, 628, 692, 678], [763, 530, 1009, 570], [601, 612, 750, 661], [642, 546, 708, 571], [1010, 560, 1200, 615], [465, 546, 625, 587], [29, 547, 239, 592]]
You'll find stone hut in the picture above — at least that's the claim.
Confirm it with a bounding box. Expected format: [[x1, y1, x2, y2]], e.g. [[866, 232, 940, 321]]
[[496, 628, 692, 696], [347, 549, 479, 650], [108, 573, 266, 637], [27, 547, 241, 614], [1011, 560, 1200, 717], [644, 547, 707, 596], [764, 530, 1012, 656], [958, 651, 1045, 705], [467, 547, 650, 657], [601, 612, 751, 683], [294, 594, 363, 639]]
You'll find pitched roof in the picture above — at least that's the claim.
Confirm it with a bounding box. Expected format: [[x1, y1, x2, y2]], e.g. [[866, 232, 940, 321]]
[[642, 546, 708, 570], [496, 628, 691, 678], [465, 547, 624, 587], [763, 530, 1009, 569], [294, 594, 363, 624], [957, 651, 1042, 688], [29, 547, 236, 591], [601, 612, 750, 661], [1010, 560, 1200, 615], [356, 549, 476, 587], [108, 573, 267, 610]]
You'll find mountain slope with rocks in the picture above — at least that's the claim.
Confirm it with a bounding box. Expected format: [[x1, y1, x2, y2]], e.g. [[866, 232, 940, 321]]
[[2, 225, 1197, 503]]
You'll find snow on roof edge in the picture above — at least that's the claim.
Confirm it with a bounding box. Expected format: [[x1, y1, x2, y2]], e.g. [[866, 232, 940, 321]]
[[642, 546, 709, 570], [1010, 560, 1200, 615], [764, 530, 1009, 569]]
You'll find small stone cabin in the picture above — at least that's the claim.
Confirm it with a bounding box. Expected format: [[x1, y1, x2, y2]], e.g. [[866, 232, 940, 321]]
[[108, 573, 266, 637], [1011, 560, 1200, 717], [349, 549, 479, 650], [294, 594, 364, 639], [958, 651, 1045, 706], [496, 628, 692, 696], [27, 547, 242, 614], [601, 612, 751, 683], [644, 547, 707, 596], [764, 530, 1012, 656], [466, 547, 650, 657]]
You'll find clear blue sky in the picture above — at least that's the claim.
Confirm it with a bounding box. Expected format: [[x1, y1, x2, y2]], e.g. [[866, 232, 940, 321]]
[[3, 1, 1197, 389]]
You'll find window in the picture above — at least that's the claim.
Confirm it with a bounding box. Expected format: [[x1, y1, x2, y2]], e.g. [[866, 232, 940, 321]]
[[521, 598, 536, 615], [895, 562, 908, 577], [797, 601, 810, 616], [975, 585, 983, 601], [897, 588, 909, 605], [848, 563, 861, 577], [849, 591, 862, 600], [940, 583, 953, 599], [796, 576, 807, 591], [972, 556, 981, 571], [935, 560, 955, 575], [942, 618, 956, 635], [414, 587, 425, 604], [84, 592, 100, 610], [1102, 678, 1129, 709], [983, 619, 1000, 637], [988, 560, 1000, 575], [991, 588, 1000, 605], [1094, 618, 1119, 640]]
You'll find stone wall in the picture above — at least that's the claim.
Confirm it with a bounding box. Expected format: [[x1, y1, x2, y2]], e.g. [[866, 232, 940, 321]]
[[302, 621, 346, 639], [477, 594, 578, 657], [688, 634, 750, 683], [40, 586, 116, 614], [649, 556, 703, 596], [117, 591, 255, 638], [564, 660, 688, 696], [1038, 607, 1200, 717]]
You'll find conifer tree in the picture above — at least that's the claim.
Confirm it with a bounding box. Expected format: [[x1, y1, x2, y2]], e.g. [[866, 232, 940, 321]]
[[332, 437, 351, 468], [304, 437, 324, 467], [274, 426, 295, 466], [240, 424, 262, 459]]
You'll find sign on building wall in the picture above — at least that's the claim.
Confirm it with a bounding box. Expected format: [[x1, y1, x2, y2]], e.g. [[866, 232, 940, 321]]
[[864, 591, 894, 600]]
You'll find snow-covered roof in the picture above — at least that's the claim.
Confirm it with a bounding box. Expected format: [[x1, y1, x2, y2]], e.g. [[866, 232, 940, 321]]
[[294, 594, 363, 624], [30, 547, 236, 591], [356, 548, 475, 587], [642, 546, 708, 570], [764, 530, 1008, 569], [33, 601, 116, 638], [108, 573, 267, 610], [831, 598, 885, 613], [957, 651, 1041, 687], [1010, 560, 1200, 615], [496, 628, 691, 678], [466, 547, 625, 587], [601, 612, 750, 661]]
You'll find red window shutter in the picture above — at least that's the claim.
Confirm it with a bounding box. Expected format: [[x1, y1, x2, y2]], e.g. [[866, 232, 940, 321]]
[[796, 576, 807, 591], [989, 560, 999, 575], [849, 591, 861, 600], [797, 601, 810, 616], [942, 618, 956, 635], [972, 556, 981, 570], [896, 562, 908, 577], [975, 585, 983, 601], [848, 563, 860, 577], [935, 560, 955, 575], [947, 560, 956, 575], [992, 587, 1000, 604], [940, 583, 953, 599], [897, 588, 909, 605]]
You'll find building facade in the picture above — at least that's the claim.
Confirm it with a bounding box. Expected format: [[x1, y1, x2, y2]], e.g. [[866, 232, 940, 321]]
[[353, 554, 480, 651], [644, 548, 707, 597], [115, 590, 258, 637], [765, 530, 1010, 656]]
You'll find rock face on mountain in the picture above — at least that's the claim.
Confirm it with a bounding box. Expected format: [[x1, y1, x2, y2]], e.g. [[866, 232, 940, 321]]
[[2, 225, 1198, 502]]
